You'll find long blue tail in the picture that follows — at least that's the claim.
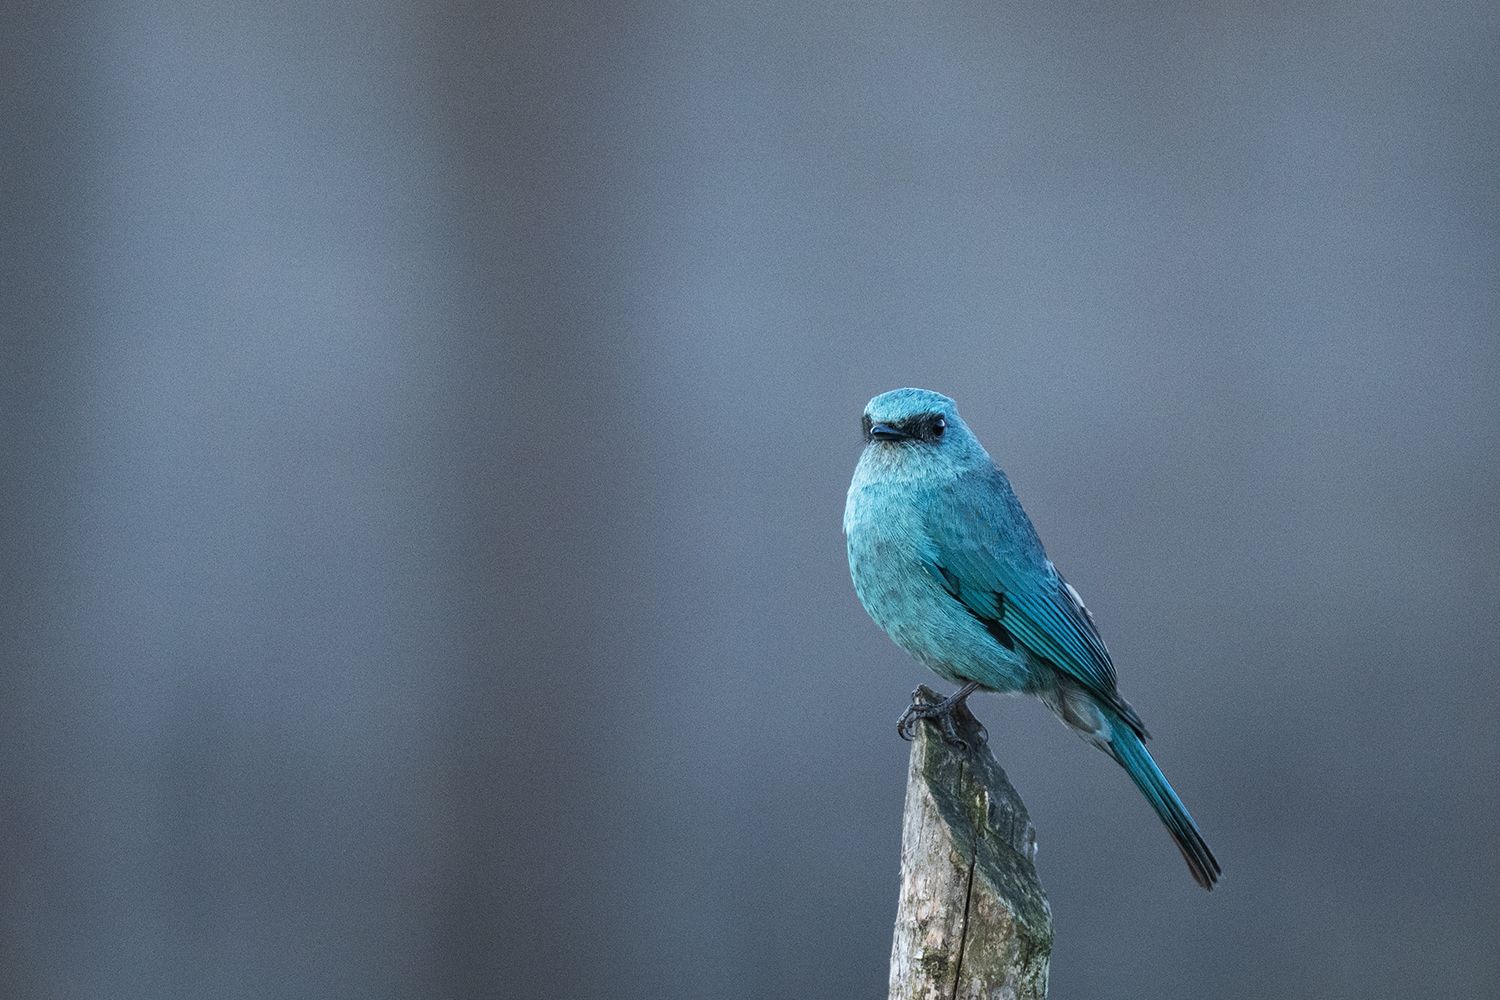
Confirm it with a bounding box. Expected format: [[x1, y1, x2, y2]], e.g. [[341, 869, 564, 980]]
[[1107, 717, 1221, 890]]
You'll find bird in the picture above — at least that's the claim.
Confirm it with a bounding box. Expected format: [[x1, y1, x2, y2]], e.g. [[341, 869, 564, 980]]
[[844, 387, 1221, 890]]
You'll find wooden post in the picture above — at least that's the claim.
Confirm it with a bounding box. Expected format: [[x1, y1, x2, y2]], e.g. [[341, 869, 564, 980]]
[[889, 686, 1053, 1000]]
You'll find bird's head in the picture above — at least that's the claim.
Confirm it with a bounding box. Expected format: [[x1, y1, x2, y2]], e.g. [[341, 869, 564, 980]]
[[857, 388, 991, 480]]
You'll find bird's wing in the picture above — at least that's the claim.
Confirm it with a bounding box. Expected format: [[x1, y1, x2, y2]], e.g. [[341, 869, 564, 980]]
[[919, 467, 1148, 737]]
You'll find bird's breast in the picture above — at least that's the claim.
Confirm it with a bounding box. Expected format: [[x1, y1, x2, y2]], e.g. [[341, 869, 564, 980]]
[[845, 479, 1031, 692]]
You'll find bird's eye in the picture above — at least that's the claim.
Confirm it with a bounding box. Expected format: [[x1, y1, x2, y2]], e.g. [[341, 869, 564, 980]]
[[931, 417, 946, 437]]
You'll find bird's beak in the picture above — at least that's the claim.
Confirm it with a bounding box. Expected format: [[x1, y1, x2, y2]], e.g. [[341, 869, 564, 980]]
[[868, 422, 910, 441]]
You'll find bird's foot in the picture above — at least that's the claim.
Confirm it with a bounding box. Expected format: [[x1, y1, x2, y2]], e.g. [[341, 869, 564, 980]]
[[896, 681, 985, 750]]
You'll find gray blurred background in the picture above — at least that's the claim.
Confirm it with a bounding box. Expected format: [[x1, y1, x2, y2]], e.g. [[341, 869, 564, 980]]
[[3, 2, 1496, 998]]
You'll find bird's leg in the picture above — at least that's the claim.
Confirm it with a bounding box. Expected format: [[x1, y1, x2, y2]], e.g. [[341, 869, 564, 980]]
[[896, 681, 984, 749]]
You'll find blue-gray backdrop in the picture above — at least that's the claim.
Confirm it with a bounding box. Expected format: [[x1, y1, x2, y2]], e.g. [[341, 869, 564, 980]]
[[4, 2, 1497, 998]]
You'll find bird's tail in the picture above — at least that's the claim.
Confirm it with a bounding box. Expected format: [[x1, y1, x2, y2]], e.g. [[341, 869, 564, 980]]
[[1106, 716, 1221, 890]]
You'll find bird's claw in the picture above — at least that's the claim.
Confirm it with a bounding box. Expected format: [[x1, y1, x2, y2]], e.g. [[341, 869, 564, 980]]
[[895, 712, 927, 743], [895, 688, 981, 751], [896, 687, 927, 741]]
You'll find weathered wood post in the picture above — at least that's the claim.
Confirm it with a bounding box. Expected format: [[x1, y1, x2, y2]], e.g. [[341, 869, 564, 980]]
[[889, 686, 1053, 1000]]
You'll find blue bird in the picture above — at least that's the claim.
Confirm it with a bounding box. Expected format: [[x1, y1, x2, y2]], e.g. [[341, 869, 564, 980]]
[[844, 388, 1220, 889]]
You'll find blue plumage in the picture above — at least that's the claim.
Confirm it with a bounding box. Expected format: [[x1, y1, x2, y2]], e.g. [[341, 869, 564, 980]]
[[845, 388, 1220, 889]]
